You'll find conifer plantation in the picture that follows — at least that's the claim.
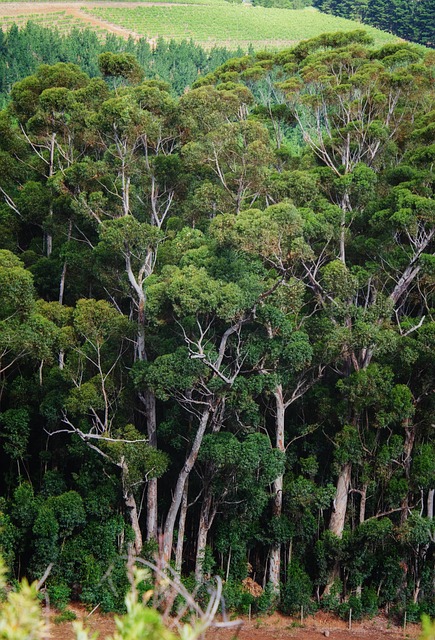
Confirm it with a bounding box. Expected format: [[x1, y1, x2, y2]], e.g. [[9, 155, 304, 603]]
[[0, 28, 433, 625]]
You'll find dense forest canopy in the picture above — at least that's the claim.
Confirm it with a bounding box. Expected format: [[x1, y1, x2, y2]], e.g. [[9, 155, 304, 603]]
[[312, 0, 435, 48], [0, 23, 246, 107], [0, 28, 434, 621]]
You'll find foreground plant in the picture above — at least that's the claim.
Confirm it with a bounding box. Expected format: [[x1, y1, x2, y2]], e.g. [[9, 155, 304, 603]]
[[0, 554, 239, 640]]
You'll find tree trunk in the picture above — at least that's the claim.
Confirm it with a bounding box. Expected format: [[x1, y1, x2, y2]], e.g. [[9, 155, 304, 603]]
[[175, 478, 189, 575], [142, 388, 158, 541], [195, 489, 215, 583], [400, 420, 415, 524], [427, 488, 434, 520], [45, 132, 56, 258], [125, 489, 143, 556], [268, 385, 285, 595], [58, 220, 72, 306], [323, 462, 352, 596], [162, 408, 211, 563], [121, 457, 143, 555], [329, 462, 352, 538], [359, 483, 368, 525], [338, 192, 352, 265]]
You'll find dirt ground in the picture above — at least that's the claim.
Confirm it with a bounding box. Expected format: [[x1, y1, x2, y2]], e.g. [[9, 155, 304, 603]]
[[47, 606, 421, 640]]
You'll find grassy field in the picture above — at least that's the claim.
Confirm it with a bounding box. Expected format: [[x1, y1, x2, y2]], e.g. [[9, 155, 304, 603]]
[[87, 2, 394, 46], [0, 0, 399, 48], [0, 9, 102, 31], [85, 4, 398, 47]]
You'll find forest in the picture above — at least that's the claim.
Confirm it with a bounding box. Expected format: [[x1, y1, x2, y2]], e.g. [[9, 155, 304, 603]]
[[312, 0, 435, 48], [0, 27, 434, 624], [0, 23, 245, 107]]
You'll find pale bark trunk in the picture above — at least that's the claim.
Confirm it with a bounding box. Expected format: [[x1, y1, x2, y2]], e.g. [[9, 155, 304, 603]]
[[58, 220, 72, 306], [125, 489, 143, 556], [162, 408, 211, 563], [45, 132, 56, 258], [339, 192, 351, 265], [413, 577, 421, 604], [175, 478, 189, 575], [121, 457, 142, 555], [59, 261, 67, 304], [427, 489, 434, 519], [329, 462, 352, 537], [359, 483, 368, 525], [268, 385, 285, 594], [195, 490, 215, 583], [323, 462, 352, 596], [400, 420, 415, 525], [142, 389, 158, 541]]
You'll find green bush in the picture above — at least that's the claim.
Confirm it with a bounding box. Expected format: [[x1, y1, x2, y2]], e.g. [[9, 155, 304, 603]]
[[280, 562, 314, 615], [254, 582, 277, 615], [320, 581, 342, 613], [48, 582, 71, 610], [337, 595, 363, 621], [361, 587, 379, 617], [221, 579, 254, 614], [54, 609, 77, 624]]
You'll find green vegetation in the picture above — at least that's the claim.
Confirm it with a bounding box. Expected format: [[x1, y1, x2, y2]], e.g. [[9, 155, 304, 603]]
[[85, 5, 398, 46], [312, 0, 434, 48], [0, 30, 433, 625], [0, 24, 245, 107], [0, 12, 92, 34]]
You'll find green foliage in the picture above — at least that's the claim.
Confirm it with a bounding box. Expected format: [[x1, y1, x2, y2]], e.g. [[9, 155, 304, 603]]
[[337, 594, 363, 620], [48, 583, 71, 611], [85, 5, 397, 48], [280, 562, 314, 614], [0, 34, 434, 620], [221, 579, 254, 614], [0, 557, 46, 640], [0, 409, 30, 459], [53, 609, 77, 624]]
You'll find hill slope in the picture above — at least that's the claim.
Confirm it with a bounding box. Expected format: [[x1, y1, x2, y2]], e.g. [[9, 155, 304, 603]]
[[0, 1, 400, 47]]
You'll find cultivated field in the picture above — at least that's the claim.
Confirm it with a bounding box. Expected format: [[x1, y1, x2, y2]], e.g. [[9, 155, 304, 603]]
[[84, 3, 398, 47], [0, 0, 399, 47]]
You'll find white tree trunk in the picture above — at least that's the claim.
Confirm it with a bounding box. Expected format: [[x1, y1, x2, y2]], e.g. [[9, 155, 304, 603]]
[[175, 478, 189, 575], [121, 457, 142, 555], [268, 385, 285, 595], [427, 488, 434, 520], [141, 388, 158, 541], [323, 462, 352, 596], [329, 462, 352, 538], [162, 408, 211, 563], [400, 420, 415, 524], [125, 489, 143, 556], [359, 483, 368, 525], [195, 491, 216, 583]]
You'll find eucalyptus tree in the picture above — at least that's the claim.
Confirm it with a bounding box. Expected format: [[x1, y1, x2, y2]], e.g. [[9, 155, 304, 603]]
[[50, 298, 167, 555], [59, 76, 183, 542], [6, 63, 91, 259], [134, 221, 289, 568]]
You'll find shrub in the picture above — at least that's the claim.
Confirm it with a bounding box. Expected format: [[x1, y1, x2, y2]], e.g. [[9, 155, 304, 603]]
[[361, 587, 379, 617], [48, 582, 71, 610], [280, 562, 315, 615], [221, 579, 254, 614], [337, 595, 363, 621]]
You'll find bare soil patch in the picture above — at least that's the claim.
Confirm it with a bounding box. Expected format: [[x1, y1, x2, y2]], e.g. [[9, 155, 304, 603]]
[[47, 607, 421, 640]]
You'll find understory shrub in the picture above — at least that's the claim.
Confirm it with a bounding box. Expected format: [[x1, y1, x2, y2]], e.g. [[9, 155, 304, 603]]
[[280, 562, 315, 615]]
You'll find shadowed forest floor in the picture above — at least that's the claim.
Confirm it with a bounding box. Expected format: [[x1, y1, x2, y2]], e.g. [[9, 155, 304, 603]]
[[48, 607, 422, 640]]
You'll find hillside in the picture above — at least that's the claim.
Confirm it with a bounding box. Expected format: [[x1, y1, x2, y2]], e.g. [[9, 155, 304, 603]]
[[0, 0, 400, 47]]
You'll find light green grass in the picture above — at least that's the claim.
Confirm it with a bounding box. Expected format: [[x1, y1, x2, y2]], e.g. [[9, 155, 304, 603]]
[[0, 0, 232, 4], [85, 5, 398, 47], [0, 11, 92, 32]]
